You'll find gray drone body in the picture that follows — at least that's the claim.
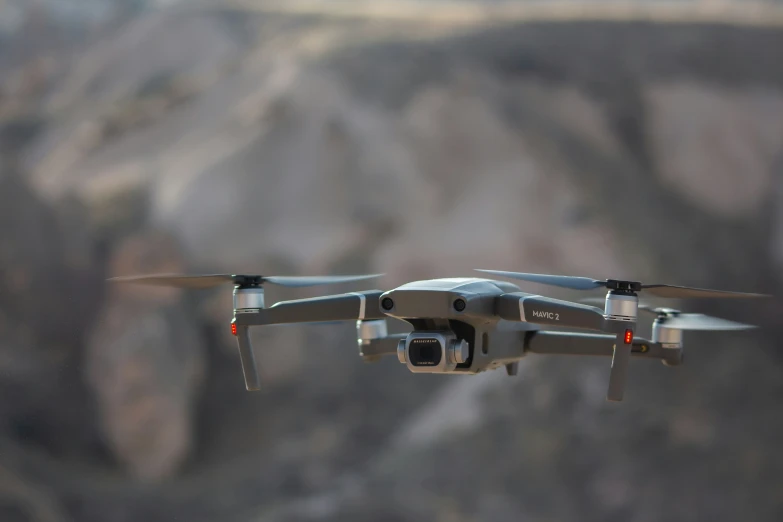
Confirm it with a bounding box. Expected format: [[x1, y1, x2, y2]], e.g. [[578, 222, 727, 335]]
[[378, 278, 527, 376], [378, 278, 638, 390], [109, 269, 767, 402]]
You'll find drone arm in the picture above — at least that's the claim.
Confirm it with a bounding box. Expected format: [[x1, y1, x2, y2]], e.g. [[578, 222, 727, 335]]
[[231, 290, 385, 391], [497, 293, 636, 400], [497, 292, 606, 331], [523, 330, 673, 363], [358, 333, 408, 361], [234, 290, 386, 326], [233, 323, 262, 391]]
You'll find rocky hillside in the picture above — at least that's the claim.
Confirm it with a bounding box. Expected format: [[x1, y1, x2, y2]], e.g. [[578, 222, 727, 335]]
[[1, 2, 783, 522]]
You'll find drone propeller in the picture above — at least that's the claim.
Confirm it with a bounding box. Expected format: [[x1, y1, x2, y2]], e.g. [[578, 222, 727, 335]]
[[580, 297, 757, 331], [108, 273, 385, 289], [652, 312, 755, 331], [475, 269, 770, 299], [581, 294, 755, 394], [640, 305, 756, 331]]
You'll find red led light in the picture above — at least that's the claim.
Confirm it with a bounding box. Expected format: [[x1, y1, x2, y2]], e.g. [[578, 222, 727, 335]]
[[624, 329, 633, 345], [231, 322, 238, 336]]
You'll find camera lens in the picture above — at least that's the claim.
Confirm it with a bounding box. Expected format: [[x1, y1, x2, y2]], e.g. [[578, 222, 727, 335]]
[[453, 298, 466, 312], [381, 297, 394, 311], [408, 338, 442, 366]]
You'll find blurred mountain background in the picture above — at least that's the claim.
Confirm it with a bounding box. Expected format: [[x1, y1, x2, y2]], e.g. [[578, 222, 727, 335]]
[[1, 1, 783, 521]]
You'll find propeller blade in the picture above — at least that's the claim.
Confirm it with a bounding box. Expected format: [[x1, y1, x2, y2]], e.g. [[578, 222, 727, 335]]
[[108, 274, 235, 289], [647, 306, 681, 315], [109, 273, 384, 289], [580, 298, 757, 329], [641, 284, 770, 299], [607, 341, 632, 402], [478, 269, 771, 300], [475, 270, 605, 291], [263, 274, 385, 288], [659, 313, 756, 331]]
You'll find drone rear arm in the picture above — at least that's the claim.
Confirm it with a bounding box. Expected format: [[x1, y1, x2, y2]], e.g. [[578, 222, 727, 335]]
[[497, 292, 641, 400], [523, 330, 679, 365]]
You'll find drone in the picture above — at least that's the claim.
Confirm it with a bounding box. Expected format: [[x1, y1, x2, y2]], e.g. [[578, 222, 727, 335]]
[[109, 269, 769, 402]]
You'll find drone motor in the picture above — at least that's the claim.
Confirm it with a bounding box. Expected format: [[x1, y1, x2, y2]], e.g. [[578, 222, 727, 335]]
[[603, 290, 639, 322], [652, 319, 683, 350], [234, 286, 265, 310], [652, 318, 684, 367]]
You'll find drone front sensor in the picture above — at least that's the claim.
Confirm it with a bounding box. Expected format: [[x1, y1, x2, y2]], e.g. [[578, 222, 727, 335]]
[[109, 269, 767, 403]]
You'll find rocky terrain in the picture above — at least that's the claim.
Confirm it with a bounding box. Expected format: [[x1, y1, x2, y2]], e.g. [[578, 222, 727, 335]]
[[1, 1, 783, 522]]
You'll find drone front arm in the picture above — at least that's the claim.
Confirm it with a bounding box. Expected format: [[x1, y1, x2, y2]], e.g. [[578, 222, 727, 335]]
[[234, 290, 386, 326], [496, 292, 606, 331], [231, 290, 386, 390], [233, 324, 260, 390]]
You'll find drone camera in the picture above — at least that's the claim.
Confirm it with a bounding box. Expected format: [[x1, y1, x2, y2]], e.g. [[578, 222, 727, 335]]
[[410, 337, 442, 366], [397, 331, 470, 373]]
